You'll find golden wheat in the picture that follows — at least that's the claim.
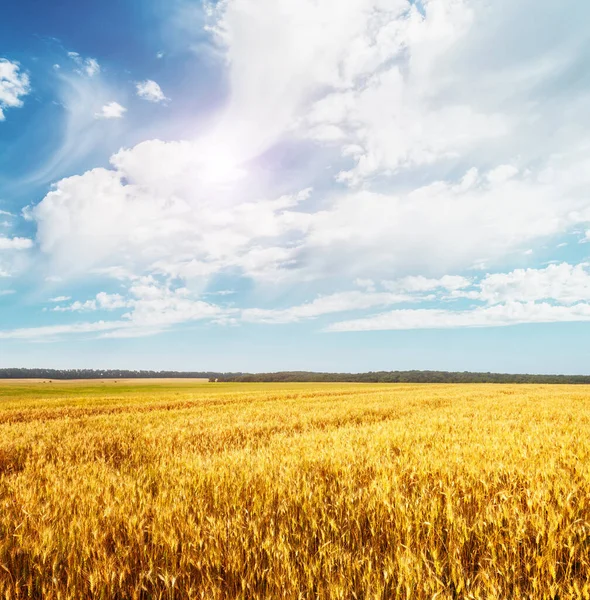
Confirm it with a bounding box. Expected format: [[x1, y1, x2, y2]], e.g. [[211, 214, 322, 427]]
[[1, 381, 589, 599]]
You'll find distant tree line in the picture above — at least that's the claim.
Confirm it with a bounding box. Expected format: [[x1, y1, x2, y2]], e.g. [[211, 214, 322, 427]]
[[211, 370, 590, 384], [2, 368, 590, 384], [0, 369, 221, 380]]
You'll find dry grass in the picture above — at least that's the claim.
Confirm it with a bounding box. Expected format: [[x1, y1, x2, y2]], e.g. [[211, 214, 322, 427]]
[[1, 381, 590, 599]]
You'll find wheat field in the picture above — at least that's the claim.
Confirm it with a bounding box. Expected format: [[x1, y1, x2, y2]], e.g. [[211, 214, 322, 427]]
[[1, 380, 589, 599]]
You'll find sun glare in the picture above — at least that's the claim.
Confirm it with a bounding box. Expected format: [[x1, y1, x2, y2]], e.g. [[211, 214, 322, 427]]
[[200, 145, 247, 185]]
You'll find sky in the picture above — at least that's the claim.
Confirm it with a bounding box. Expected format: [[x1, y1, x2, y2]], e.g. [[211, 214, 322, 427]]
[[2, 0, 590, 373]]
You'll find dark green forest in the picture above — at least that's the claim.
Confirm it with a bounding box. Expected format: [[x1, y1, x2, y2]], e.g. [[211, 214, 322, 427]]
[[2, 368, 590, 384]]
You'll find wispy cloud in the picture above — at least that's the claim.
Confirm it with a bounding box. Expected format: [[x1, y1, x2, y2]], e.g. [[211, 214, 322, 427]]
[[327, 302, 590, 332], [67, 52, 100, 77], [0, 320, 129, 340], [242, 291, 416, 324], [18, 56, 129, 186]]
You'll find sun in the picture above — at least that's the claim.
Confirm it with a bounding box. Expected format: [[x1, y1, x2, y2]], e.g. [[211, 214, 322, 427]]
[[200, 144, 247, 186]]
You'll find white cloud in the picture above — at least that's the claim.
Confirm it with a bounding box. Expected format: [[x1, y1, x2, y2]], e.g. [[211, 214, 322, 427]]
[[123, 281, 224, 328], [205, 289, 236, 297], [334, 87, 508, 185], [67, 52, 101, 77], [240, 261, 590, 331], [13, 261, 590, 339], [9, 284, 415, 339], [327, 301, 590, 332], [210, 0, 408, 159], [30, 139, 590, 288], [96, 291, 128, 310], [382, 274, 471, 293], [52, 299, 98, 312], [279, 0, 590, 187], [53, 292, 129, 312], [323, 262, 590, 331], [355, 278, 376, 292], [242, 290, 415, 324], [474, 263, 590, 305], [0, 237, 33, 250], [39, 280, 227, 339], [84, 58, 100, 77], [95, 101, 126, 119], [0, 320, 128, 340], [487, 164, 519, 185], [0, 59, 30, 121], [49, 296, 71, 303], [136, 80, 168, 103], [299, 159, 590, 278], [296, 0, 510, 182], [30, 142, 312, 281]]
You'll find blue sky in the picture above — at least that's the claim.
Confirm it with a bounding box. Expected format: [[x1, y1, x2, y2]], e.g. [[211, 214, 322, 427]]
[[2, 0, 590, 373]]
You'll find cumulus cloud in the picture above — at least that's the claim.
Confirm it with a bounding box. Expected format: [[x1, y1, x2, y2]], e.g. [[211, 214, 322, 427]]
[[0, 236, 34, 282], [299, 161, 590, 278], [29, 143, 590, 288], [0, 59, 30, 121], [30, 142, 312, 281], [136, 80, 167, 103], [52, 292, 128, 312], [472, 263, 590, 305], [0, 237, 33, 250], [95, 101, 126, 119]]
